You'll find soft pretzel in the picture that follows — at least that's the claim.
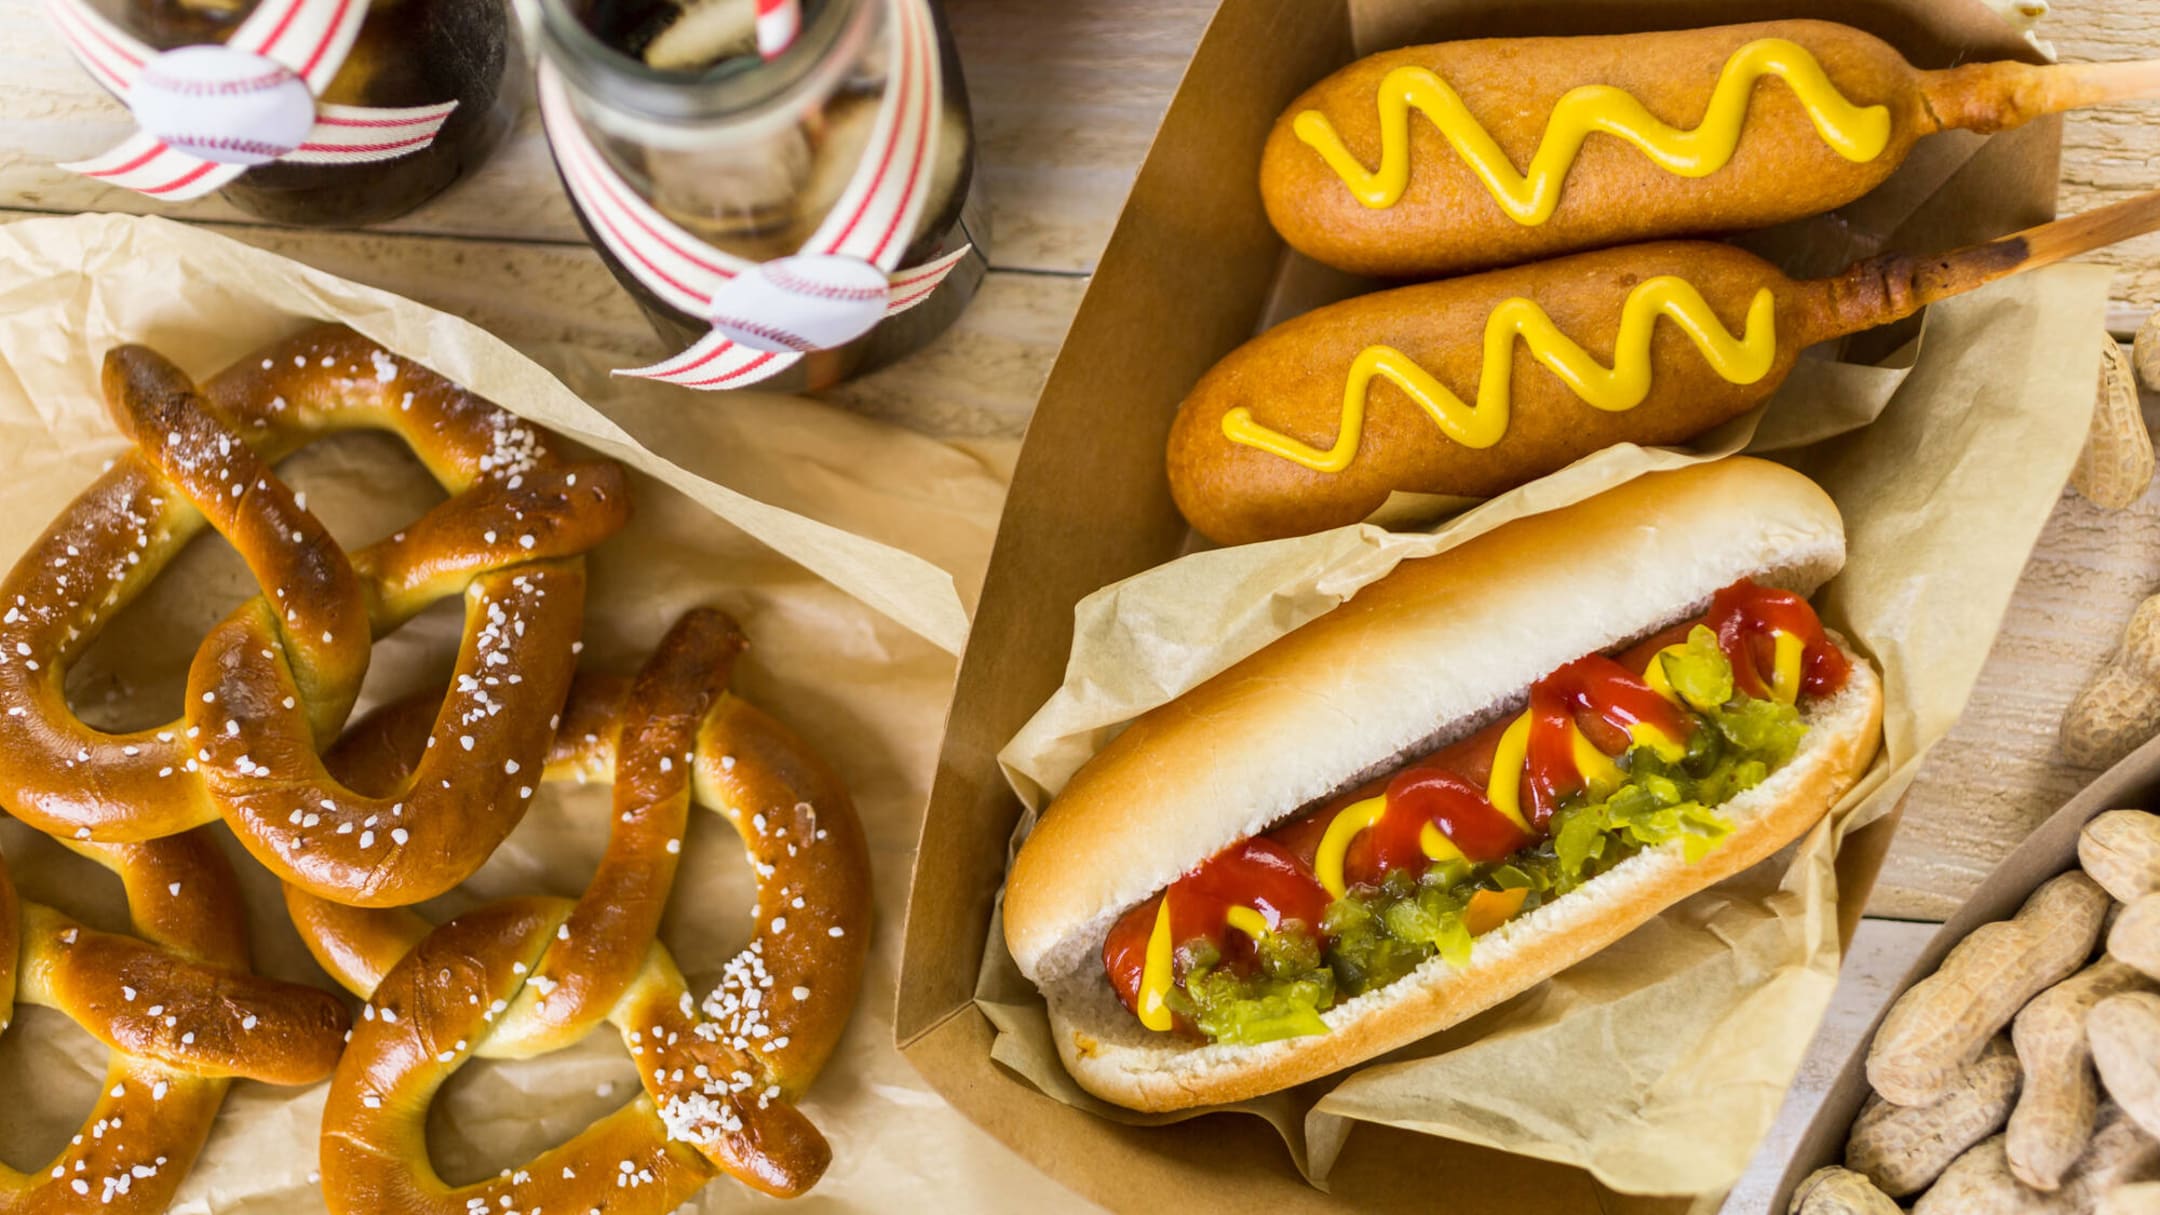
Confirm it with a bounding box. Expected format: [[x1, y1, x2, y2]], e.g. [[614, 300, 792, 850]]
[[289, 609, 872, 1211], [0, 325, 631, 906], [0, 827, 350, 1213]]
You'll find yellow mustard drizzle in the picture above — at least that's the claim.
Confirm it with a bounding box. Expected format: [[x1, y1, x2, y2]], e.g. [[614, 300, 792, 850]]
[[1137, 897, 1176, 1031], [1137, 900, 1273, 1032], [1135, 626, 1801, 1033], [1627, 720, 1688, 763], [1417, 822, 1463, 866], [1219, 278, 1778, 474], [1487, 715, 1534, 828], [1316, 795, 1390, 899], [1319, 708, 1628, 899], [1770, 630, 1806, 704], [1292, 37, 1894, 217], [1573, 728, 1626, 792], [1223, 905, 1271, 940], [1486, 712, 1625, 827]]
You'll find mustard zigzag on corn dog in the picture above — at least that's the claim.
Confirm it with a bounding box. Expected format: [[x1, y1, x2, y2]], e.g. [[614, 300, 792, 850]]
[[1294, 38, 1892, 220], [1262, 20, 2160, 277], [1221, 278, 1778, 472], [1171, 191, 2160, 546]]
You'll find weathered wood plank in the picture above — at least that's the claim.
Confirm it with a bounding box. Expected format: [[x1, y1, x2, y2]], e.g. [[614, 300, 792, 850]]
[[946, 0, 1218, 275], [1870, 368, 2160, 919], [2051, 0, 2160, 315]]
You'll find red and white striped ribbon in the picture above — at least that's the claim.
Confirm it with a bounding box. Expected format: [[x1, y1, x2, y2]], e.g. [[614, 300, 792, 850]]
[[45, 0, 457, 201], [538, 0, 970, 390], [755, 0, 801, 60]]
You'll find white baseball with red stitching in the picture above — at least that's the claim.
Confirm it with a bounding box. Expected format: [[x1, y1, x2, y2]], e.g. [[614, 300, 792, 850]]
[[704, 254, 893, 354], [127, 44, 317, 166]]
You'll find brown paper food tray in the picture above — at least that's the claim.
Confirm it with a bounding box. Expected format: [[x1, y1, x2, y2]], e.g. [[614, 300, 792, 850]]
[[1770, 732, 2160, 1212], [899, 0, 2058, 1209]]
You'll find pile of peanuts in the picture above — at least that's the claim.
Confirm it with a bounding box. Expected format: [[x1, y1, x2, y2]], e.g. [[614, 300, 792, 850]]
[[2063, 319, 2160, 768], [1793, 808, 2160, 1214]]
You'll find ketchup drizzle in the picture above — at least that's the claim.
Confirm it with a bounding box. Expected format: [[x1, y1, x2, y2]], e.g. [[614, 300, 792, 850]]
[[1100, 578, 1850, 1024], [1379, 767, 1535, 864], [1102, 838, 1329, 1020], [1525, 655, 1693, 829], [1706, 580, 1849, 700]]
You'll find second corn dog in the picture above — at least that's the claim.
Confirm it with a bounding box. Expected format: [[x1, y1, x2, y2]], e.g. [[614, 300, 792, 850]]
[[1265, 20, 2160, 278], [1170, 190, 2160, 545]]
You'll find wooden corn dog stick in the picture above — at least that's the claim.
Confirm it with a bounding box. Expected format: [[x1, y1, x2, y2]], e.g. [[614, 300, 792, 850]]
[[1796, 189, 2160, 341], [1926, 57, 2160, 134], [1264, 20, 2160, 278], [1169, 190, 2160, 546]]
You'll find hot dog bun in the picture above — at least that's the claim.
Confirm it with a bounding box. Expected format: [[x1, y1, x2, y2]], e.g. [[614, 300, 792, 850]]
[[1003, 458, 1884, 1111]]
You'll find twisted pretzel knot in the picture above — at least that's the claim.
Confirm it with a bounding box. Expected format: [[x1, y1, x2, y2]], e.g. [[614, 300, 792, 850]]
[[0, 827, 349, 1213], [0, 325, 632, 907], [287, 609, 873, 1212]]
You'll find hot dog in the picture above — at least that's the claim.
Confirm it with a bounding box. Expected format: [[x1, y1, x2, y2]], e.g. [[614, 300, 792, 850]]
[[1002, 459, 1883, 1112], [1263, 20, 2160, 277], [1169, 189, 2160, 545]]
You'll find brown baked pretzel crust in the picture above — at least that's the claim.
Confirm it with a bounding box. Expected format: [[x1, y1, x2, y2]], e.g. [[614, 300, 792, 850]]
[[293, 609, 872, 1212], [0, 829, 349, 1213], [0, 326, 631, 907]]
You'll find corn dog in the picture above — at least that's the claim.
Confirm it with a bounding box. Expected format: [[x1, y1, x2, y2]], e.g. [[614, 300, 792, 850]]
[[1263, 20, 2160, 277], [1169, 190, 2160, 545]]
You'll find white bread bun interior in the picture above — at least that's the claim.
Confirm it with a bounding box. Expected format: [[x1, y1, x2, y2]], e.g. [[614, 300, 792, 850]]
[[1000, 457, 1884, 1111]]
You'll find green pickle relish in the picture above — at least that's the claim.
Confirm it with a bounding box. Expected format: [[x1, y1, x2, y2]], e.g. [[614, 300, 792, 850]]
[[1170, 628, 1808, 1046]]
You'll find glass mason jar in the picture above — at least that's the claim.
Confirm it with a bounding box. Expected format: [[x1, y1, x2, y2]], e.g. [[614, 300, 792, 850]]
[[99, 0, 520, 225], [535, 0, 988, 393]]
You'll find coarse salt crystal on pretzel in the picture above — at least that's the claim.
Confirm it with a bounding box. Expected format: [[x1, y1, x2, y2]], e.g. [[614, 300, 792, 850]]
[[284, 608, 871, 1211], [0, 324, 631, 907], [0, 827, 349, 1211]]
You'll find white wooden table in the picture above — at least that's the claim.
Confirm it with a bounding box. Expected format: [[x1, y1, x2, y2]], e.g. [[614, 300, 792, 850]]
[[1, 0, 2155, 1208]]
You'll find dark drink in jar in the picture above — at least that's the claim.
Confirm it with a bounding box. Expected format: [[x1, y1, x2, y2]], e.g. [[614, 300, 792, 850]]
[[538, 0, 988, 394], [100, 0, 519, 225]]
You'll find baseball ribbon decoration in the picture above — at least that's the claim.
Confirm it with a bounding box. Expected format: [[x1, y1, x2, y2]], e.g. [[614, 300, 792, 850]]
[[44, 0, 457, 202], [538, 0, 971, 390], [755, 0, 803, 60]]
